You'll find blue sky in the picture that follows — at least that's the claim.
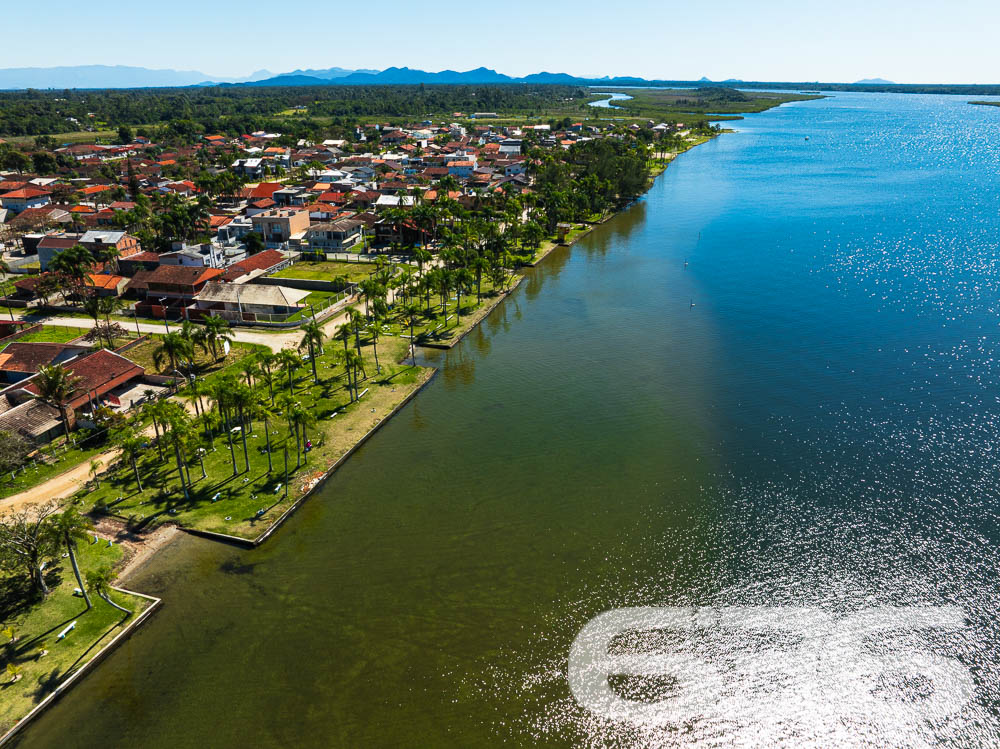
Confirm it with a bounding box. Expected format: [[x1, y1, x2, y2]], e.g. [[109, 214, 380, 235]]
[[5, 0, 999, 83]]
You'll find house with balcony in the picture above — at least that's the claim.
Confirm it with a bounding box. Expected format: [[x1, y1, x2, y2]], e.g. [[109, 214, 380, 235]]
[[305, 219, 365, 251], [250, 208, 310, 248]]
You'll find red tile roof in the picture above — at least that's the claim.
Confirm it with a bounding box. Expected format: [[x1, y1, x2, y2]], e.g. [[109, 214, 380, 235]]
[[221, 249, 286, 281], [144, 265, 223, 287], [21, 349, 144, 408], [248, 182, 283, 200], [1, 187, 51, 199], [0, 342, 86, 374]]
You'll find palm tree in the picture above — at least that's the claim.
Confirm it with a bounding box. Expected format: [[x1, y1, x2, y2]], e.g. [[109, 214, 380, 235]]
[[256, 351, 277, 402], [209, 377, 240, 476], [277, 349, 302, 395], [238, 358, 259, 389], [299, 320, 325, 384], [202, 315, 233, 360], [454, 267, 474, 324], [401, 303, 421, 366], [334, 322, 352, 355], [86, 566, 132, 615], [369, 313, 383, 375], [33, 364, 81, 439], [143, 399, 168, 461], [347, 306, 365, 357], [153, 332, 194, 374], [340, 349, 363, 402], [162, 404, 193, 503], [289, 404, 316, 467], [112, 422, 145, 492], [50, 507, 94, 610], [230, 383, 254, 473], [254, 393, 276, 473]]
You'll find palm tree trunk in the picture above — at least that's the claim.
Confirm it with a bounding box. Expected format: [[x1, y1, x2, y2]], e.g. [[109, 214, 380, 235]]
[[226, 426, 238, 476], [99, 590, 132, 615], [238, 406, 249, 473], [65, 535, 91, 609], [310, 341, 318, 383], [130, 453, 143, 492], [294, 423, 301, 468], [263, 415, 272, 472], [172, 439, 189, 502]]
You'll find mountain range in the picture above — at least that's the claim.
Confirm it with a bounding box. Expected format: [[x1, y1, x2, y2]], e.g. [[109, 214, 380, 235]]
[[0, 65, 277, 89], [0, 65, 725, 90]]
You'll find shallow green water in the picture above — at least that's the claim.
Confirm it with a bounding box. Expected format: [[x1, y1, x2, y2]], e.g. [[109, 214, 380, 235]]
[[14, 92, 1000, 747]]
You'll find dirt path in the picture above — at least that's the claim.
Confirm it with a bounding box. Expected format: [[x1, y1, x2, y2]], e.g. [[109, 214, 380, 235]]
[[13, 313, 305, 352], [0, 400, 197, 513]]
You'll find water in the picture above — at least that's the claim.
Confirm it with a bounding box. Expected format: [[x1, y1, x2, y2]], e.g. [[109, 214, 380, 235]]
[[588, 91, 632, 108], [15, 92, 1000, 747]]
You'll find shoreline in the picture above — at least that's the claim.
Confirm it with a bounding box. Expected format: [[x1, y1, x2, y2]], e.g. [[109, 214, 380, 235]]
[[0, 128, 719, 744]]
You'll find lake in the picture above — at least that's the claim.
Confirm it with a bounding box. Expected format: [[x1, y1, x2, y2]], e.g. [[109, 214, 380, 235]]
[[14, 91, 1000, 747]]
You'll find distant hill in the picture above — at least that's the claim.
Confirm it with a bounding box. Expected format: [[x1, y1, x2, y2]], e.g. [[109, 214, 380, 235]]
[[855, 78, 895, 84], [272, 67, 378, 80], [0, 65, 274, 89]]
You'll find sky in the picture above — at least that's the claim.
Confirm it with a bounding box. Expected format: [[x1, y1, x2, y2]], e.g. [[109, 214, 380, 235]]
[[4, 0, 1000, 84]]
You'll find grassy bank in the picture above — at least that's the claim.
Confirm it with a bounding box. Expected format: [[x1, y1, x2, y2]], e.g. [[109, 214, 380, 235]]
[[0, 539, 151, 734], [83, 337, 431, 540]]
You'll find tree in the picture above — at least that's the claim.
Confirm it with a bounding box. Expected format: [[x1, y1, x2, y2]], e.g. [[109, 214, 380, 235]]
[[31, 151, 57, 175], [400, 303, 421, 366], [50, 507, 94, 609], [153, 332, 194, 373], [209, 378, 240, 476], [162, 402, 194, 501], [253, 393, 276, 473], [34, 364, 81, 438], [0, 502, 60, 596], [117, 124, 134, 144], [299, 320, 325, 384], [0, 430, 31, 475], [245, 231, 266, 255], [86, 566, 132, 615], [277, 349, 302, 395], [201, 316, 233, 360], [112, 421, 146, 493], [288, 403, 316, 468]]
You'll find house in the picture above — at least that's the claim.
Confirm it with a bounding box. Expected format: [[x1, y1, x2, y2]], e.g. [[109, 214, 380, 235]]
[[249, 208, 310, 247], [79, 230, 143, 264], [0, 187, 52, 214], [8, 206, 70, 230], [18, 348, 146, 413], [219, 249, 293, 283], [217, 215, 255, 244], [305, 219, 365, 251], [117, 251, 161, 277], [194, 282, 310, 320], [0, 342, 91, 383], [36, 234, 83, 270], [160, 243, 226, 269], [499, 139, 523, 155], [232, 158, 265, 179], [132, 265, 224, 312], [0, 396, 64, 444], [447, 160, 476, 179], [85, 273, 129, 297]]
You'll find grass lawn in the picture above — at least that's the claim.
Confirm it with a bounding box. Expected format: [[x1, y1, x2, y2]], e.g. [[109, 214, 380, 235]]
[[0, 538, 151, 734], [273, 260, 381, 284], [0, 435, 112, 502], [122, 337, 266, 377], [2, 326, 87, 347], [83, 337, 432, 540], [386, 274, 518, 347]]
